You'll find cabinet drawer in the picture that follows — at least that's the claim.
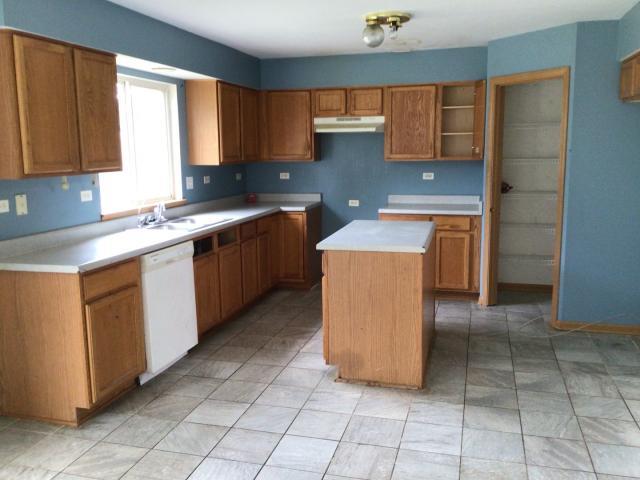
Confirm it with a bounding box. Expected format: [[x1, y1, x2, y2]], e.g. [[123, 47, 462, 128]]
[[240, 221, 257, 240], [433, 215, 472, 231], [257, 216, 271, 234], [83, 260, 139, 302], [379, 213, 432, 222]]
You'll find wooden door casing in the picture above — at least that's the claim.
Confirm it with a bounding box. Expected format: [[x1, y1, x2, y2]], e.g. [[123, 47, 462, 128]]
[[84, 286, 145, 405]]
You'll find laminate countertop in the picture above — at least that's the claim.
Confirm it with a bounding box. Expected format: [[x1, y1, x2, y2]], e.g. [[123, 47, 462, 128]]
[[0, 201, 320, 274], [378, 194, 483, 216], [316, 220, 435, 254]]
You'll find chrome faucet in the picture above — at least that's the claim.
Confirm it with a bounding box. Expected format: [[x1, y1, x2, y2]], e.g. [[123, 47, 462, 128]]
[[138, 202, 168, 227]]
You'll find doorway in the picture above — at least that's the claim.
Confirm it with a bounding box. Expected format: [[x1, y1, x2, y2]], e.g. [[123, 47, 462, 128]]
[[480, 67, 570, 325]]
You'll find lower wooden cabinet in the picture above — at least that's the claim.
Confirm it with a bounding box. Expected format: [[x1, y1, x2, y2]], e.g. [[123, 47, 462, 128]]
[[194, 254, 221, 335], [241, 238, 259, 304], [85, 286, 145, 404], [257, 232, 272, 294], [280, 213, 305, 281], [379, 213, 480, 293], [218, 244, 244, 318]]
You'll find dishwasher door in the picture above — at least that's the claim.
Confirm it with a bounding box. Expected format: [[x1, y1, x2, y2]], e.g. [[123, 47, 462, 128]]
[[138, 241, 197, 384]]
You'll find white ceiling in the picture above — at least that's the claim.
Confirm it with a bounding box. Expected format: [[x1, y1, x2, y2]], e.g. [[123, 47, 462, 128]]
[[107, 0, 637, 59]]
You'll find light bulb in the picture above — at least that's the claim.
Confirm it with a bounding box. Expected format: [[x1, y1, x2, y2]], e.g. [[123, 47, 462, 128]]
[[362, 24, 384, 48]]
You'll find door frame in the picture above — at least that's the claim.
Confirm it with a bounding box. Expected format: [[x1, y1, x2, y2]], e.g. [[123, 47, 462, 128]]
[[480, 66, 570, 325]]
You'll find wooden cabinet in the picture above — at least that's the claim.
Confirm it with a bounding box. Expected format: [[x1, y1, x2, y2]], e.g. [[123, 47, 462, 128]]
[[264, 90, 315, 161], [257, 232, 272, 294], [349, 87, 383, 115], [280, 213, 305, 281], [186, 80, 259, 165], [620, 53, 640, 102], [436, 81, 486, 160], [241, 238, 259, 304], [378, 213, 480, 293], [384, 85, 437, 160], [218, 244, 243, 318], [194, 254, 221, 335], [0, 30, 121, 179], [85, 286, 144, 404], [314, 89, 347, 117]]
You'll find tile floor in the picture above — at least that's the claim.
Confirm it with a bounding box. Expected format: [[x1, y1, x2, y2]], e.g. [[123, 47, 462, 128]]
[[1, 288, 640, 479]]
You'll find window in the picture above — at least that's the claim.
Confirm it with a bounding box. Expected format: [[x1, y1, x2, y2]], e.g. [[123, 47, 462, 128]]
[[99, 75, 182, 216]]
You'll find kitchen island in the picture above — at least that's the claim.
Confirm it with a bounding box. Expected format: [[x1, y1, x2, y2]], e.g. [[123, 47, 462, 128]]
[[317, 220, 436, 389]]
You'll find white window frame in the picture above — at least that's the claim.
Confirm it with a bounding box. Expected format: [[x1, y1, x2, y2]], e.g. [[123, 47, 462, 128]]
[[99, 74, 183, 216]]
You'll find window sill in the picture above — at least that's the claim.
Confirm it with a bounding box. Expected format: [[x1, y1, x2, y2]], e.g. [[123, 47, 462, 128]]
[[101, 199, 188, 221]]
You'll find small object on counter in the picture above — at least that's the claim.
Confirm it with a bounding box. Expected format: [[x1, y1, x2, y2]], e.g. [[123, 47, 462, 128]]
[[246, 193, 257, 203]]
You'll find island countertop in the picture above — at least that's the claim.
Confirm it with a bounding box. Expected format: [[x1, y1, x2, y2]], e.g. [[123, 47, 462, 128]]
[[316, 220, 435, 254]]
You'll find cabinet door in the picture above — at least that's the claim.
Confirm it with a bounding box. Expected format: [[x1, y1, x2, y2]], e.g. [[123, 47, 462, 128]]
[[74, 49, 122, 172], [219, 245, 243, 318], [241, 238, 258, 304], [472, 80, 486, 159], [633, 56, 640, 98], [314, 89, 347, 116], [241, 88, 260, 161], [349, 87, 383, 116], [384, 85, 436, 160], [257, 232, 271, 294], [13, 35, 81, 175], [435, 231, 471, 290], [85, 286, 145, 404], [266, 90, 314, 160], [621, 60, 634, 100], [270, 215, 282, 282], [194, 255, 221, 335], [280, 213, 305, 281], [218, 82, 243, 163]]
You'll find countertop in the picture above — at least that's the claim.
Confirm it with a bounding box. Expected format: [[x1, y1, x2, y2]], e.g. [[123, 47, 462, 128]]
[[378, 195, 483, 216], [0, 200, 320, 274], [316, 220, 435, 254]]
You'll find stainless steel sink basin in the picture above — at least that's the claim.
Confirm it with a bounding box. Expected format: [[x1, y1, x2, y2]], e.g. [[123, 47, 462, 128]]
[[145, 216, 232, 232]]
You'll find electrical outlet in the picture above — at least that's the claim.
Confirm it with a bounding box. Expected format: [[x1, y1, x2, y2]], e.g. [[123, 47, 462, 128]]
[[0, 199, 9, 214], [348, 199, 360, 207], [279, 172, 290, 180], [422, 172, 435, 180], [186, 176, 194, 190], [235, 172, 242, 181], [203, 176, 211, 184], [80, 190, 93, 202], [15, 194, 28, 216]]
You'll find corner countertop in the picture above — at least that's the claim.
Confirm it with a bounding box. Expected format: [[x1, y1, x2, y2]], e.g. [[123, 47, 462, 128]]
[[378, 195, 483, 216], [0, 198, 320, 274], [316, 220, 435, 254]]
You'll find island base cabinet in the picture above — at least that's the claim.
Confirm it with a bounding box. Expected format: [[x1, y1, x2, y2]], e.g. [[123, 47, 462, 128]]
[[322, 247, 435, 389]]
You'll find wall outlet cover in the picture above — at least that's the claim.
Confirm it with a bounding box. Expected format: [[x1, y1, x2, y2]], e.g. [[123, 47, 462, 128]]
[[235, 172, 242, 181], [280, 172, 290, 180], [348, 199, 360, 207], [80, 190, 93, 202], [15, 194, 28, 216], [422, 172, 435, 180], [0, 199, 9, 214], [186, 176, 194, 190], [203, 176, 211, 184]]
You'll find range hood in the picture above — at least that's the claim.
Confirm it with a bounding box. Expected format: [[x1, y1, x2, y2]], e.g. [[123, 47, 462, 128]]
[[314, 116, 385, 133]]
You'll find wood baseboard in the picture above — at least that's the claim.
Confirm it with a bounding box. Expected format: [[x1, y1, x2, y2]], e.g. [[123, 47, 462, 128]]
[[499, 283, 553, 293], [435, 291, 480, 302], [551, 318, 640, 336]]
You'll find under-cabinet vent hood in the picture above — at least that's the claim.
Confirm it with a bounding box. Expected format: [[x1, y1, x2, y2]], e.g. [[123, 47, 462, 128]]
[[314, 116, 385, 133]]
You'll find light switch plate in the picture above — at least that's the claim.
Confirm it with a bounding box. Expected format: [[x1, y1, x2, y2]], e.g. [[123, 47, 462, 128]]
[[203, 176, 211, 184], [186, 177, 194, 190], [0, 199, 9, 214], [15, 194, 28, 216], [422, 172, 435, 180], [80, 190, 93, 202], [348, 199, 360, 207], [235, 172, 242, 181], [280, 172, 290, 180]]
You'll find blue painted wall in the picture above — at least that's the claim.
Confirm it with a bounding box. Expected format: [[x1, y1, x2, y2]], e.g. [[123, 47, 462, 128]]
[[250, 47, 488, 236], [0, 0, 257, 241], [618, 1, 640, 59]]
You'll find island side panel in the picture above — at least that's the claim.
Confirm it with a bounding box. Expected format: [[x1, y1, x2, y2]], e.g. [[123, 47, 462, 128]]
[[422, 239, 436, 375], [324, 250, 425, 388]]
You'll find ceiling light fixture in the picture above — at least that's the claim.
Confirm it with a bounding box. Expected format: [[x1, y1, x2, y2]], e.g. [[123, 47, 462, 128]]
[[362, 11, 412, 48]]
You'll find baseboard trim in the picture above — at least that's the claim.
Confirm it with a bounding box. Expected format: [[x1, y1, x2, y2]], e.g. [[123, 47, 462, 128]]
[[551, 318, 640, 335], [499, 282, 553, 293], [435, 291, 480, 302]]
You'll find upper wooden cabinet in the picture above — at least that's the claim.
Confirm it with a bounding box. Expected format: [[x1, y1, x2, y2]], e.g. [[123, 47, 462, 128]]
[[436, 81, 486, 160], [0, 30, 122, 179], [313, 87, 383, 117], [186, 80, 259, 165], [620, 53, 640, 102], [264, 90, 315, 161], [384, 85, 437, 160]]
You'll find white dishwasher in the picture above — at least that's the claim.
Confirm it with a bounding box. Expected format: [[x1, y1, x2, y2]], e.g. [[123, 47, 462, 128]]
[[138, 241, 198, 384]]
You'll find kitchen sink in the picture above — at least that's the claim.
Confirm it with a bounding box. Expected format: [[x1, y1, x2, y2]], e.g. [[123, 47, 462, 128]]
[[145, 216, 232, 232]]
